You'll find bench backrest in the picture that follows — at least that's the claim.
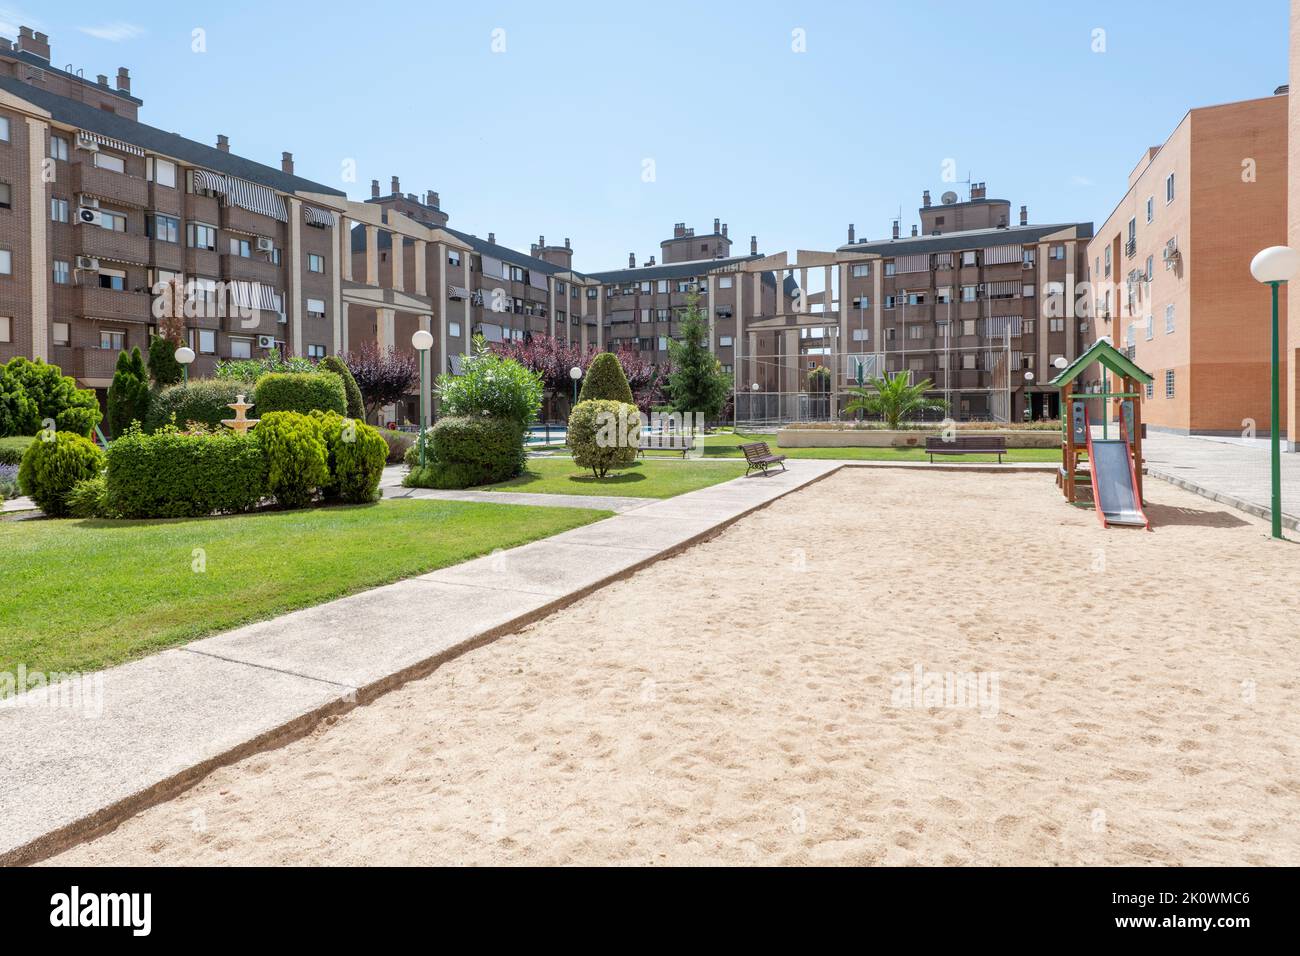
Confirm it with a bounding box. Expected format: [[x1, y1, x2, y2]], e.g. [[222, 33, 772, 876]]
[[640, 432, 696, 451], [740, 441, 772, 462], [924, 435, 1008, 450]]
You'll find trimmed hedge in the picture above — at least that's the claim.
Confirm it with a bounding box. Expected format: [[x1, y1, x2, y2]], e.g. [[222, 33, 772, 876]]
[[403, 415, 524, 490], [257, 411, 329, 508], [319, 355, 365, 419], [18, 431, 104, 517], [147, 378, 255, 432], [313, 411, 388, 504], [0, 435, 33, 466], [578, 352, 635, 405], [105, 426, 267, 518], [568, 399, 638, 477], [254, 372, 347, 417]]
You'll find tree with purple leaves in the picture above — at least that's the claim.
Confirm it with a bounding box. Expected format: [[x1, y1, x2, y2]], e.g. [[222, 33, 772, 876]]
[[340, 342, 420, 423]]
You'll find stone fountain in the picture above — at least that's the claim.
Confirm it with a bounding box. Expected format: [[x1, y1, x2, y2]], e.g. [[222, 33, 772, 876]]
[[222, 394, 260, 434]]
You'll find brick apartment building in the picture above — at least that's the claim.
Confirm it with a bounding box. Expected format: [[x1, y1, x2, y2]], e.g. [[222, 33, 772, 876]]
[[1088, 91, 1289, 437]]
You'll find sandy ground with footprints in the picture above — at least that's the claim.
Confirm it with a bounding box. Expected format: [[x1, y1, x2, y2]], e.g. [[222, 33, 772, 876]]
[[50, 468, 1300, 865]]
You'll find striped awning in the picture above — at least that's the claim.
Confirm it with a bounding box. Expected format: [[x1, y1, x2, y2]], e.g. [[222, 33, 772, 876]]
[[984, 244, 1024, 266], [226, 177, 288, 222], [192, 168, 228, 194], [77, 129, 145, 156], [228, 280, 283, 313], [447, 285, 470, 300], [304, 205, 336, 228]]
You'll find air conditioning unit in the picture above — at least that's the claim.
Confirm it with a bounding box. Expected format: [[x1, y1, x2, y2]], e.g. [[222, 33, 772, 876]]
[[76, 195, 100, 209], [75, 133, 100, 152], [255, 236, 274, 254], [1162, 238, 1180, 270], [75, 256, 100, 271], [77, 207, 104, 227], [256, 335, 277, 349]]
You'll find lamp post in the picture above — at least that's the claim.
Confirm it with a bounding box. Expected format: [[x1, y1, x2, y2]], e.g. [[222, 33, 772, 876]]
[[569, 365, 582, 407], [1024, 371, 1034, 421], [1250, 245, 1297, 540], [411, 329, 434, 466], [174, 346, 195, 383]]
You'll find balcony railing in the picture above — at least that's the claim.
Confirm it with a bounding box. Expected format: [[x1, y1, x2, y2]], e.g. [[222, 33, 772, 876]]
[[79, 227, 150, 265], [221, 253, 282, 286], [69, 162, 149, 207], [50, 346, 124, 382], [1125, 238, 1137, 258], [74, 286, 154, 323]]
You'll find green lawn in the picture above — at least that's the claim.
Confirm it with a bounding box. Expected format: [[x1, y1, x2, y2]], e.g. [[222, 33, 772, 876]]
[[490, 456, 746, 497], [634, 430, 1059, 464], [0, 499, 607, 686], [0, 435, 34, 462]]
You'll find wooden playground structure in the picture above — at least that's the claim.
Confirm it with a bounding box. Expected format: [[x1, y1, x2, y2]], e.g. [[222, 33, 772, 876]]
[[1048, 340, 1155, 529]]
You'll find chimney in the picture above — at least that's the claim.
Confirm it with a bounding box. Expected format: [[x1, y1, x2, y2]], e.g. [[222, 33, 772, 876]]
[[649, 256, 655, 266], [847, 223, 856, 242], [116, 67, 131, 93], [721, 223, 728, 237], [216, 134, 230, 153], [629, 252, 636, 268], [17, 27, 50, 60], [390, 175, 400, 195], [281, 151, 294, 174], [97, 74, 108, 87], [911, 224, 918, 237], [891, 220, 900, 240], [750, 236, 758, 255], [539, 235, 545, 248], [674, 223, 685, 238], [428, 191, 440, 208], [971, 182, 986, 200], [564, 238, 571, 249], [488, 232, 495, 244], [1019, 204, 1028, 226], [713, 217, 720, 234], [922, 190, 931, 208]]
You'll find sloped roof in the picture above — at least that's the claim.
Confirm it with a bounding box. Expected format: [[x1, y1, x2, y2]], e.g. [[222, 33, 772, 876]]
[[1048, 337, 1153, 388], [837, 221, 1093, 256], [588, 254, 763, 284]]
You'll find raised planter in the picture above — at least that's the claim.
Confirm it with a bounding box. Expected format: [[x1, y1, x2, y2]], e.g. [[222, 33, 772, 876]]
[[776, 427, 1060, 449]]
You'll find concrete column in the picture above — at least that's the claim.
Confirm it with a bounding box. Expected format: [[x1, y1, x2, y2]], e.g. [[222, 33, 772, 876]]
[[378, 308, 395, 351], [286, 197, 304, 357], [753, 272, 763, 320], [419, 313, 433, 420], [784, 328, 799, 393], [872, 264, 883, 353], [735, 271, 745, 396], [707, 274, 717, 355], [595, 292, 604, 350], [330, 214, 342, 355], [548, 277, 556, 338], [414, 240, 427, 296], [340, 215, 353, 282], [341, 301, 349, 354], [365, 225, 379, 286], [25, 118, 49, 361], [748, 332, 759, 389], [463, 255, 472, 357], [1037, 242, 1050, 378], [1065, 239, 1077, 360], [837, 263, 849, 407], [437, 243, 448, 385], [391, 233, 404, 293]]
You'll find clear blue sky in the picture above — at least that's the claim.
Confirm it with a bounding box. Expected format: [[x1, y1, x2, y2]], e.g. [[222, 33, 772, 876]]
[[13, 0, 1290, 269]]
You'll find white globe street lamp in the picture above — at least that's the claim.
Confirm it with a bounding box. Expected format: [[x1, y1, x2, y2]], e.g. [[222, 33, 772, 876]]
[[411, 330, 434, 466], [174, 345, 195, 383], [1250, 245, 1297, 540]]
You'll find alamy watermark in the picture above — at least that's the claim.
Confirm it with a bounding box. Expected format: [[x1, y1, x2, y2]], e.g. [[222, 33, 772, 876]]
[[890, 663, 999, 718], [0, 665, 104, 718]]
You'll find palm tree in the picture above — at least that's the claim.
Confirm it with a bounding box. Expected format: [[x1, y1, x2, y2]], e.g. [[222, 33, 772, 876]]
[[841, 372, 949, 429]]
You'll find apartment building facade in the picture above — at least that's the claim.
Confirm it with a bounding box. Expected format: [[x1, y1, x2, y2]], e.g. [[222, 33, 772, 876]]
[[0, 28, 353, 398], [1087, 93, 1289, 437]]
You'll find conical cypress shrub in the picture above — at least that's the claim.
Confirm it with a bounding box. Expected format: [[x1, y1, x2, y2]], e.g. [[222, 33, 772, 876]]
[[577, 351, 634, 405]]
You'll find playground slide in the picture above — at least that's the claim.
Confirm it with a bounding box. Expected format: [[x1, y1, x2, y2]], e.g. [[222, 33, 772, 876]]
[[1084, 406, 1150, 530]]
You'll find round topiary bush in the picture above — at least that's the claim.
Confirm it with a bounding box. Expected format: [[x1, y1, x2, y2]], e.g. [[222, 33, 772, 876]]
[[403, 415, 524, 490], [577, 352, 635, 405], [568, 399, 638, 477], [146, 378, 254, 432], [17, 431, 104, 517], [312, 411, 388, 504], [257, 411, 330, 509], [253, 372, 347, 417], [318, 355, 365, 420]]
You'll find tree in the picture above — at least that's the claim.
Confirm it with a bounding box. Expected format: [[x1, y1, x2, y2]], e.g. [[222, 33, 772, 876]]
[[147, 334, 183, 387], [340, 341, 420, 422], [108, 347, 151, 437], [665, 292, 730, 423], [841, 372, 949, 429], [0, 357, 102, 437], [613, 346, 672, 413], [578, 351, 634, 405]]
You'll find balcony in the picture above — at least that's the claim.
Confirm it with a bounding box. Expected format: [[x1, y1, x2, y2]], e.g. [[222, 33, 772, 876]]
[[79, 226, 150, 265], [221, 309, 283, 336], [151, 240, 183, 272], [1125, 238, 1137, 259], [73, 286, 155, 323], [50, 346, 124, 382], [221, 253, 282, 286], [68, 162, 149, 207], [185, 246, 220, 276], [220, 203, 283, 237]]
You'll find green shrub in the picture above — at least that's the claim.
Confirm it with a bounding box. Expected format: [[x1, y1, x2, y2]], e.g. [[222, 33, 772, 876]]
[[146, 378, 254, 432], [257, 411, 329, 508], [0, 357, 102, 437], [381, 428, 415, 464], [147, 334, 184, 387], [17, 431, 104, 517], [105, 425, 267, 519], [578, 352, 635, 406], [0, 435, 34, 466], [312, 411, 388, 504], [254, 372, 347, 417], [435, 339, 543, 425], [402, 416, 524, 489], [0, 374, 40, 437], [107, 347, 151, 437], [214, 354, 316, 381], [319, 355, 365, 419], [568, 399, 638, 478], [66, 474, 115, 519]]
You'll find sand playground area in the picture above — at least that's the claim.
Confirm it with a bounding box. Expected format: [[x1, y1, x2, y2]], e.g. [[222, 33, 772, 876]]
[[50, 468, 1300, 866]]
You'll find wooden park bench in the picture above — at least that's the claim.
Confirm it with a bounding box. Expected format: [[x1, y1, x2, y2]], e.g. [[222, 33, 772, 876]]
[[924, 435, 1007, 463], [637, 431, 697, 458], [740, 441, 788, 476]]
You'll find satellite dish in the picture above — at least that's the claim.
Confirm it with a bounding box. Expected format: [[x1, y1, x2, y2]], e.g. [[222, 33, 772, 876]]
[[941, 191, 959, 205]]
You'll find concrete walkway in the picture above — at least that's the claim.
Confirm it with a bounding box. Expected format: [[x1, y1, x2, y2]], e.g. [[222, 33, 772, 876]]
[[0, 460, 839, 865], [1141, 431, 1300, 531], [1, 495, 34, 513]]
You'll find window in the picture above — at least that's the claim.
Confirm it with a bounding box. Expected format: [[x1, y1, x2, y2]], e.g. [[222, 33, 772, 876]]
[[961, 353, 976, 370], [1146, 382, 1154, 399], [719, 335, 733, 347], [0, 316, 9, 342], [229, 237, 251, 258], [306, 297, 326, 318], [1165, 369, 1175, 398], [149, 214, 179, 243], [1145, 196, 1154, 223], [658, 336, 669, 351], [0, 117, 9, 142], [508, 265, 525, 282], [188, 222, 217, 250], [1049, 318, 1065, 333], [1022, 284, 1035, 299], [308, 253, 325, 274], [1050, 245, 1066, 260], [1125, 323, 1135, 348], [446, 249, 461, 267], [852, 328, 869, 342], [0, 249, 9, 275], [99, 267, 126, 291], [50, 135, 69, 161], [94, 152, 126, 173], [449, 321, 461, 337], [1022, 250, 1036, 267], [53, 260, 71, 285], [53, 321, 70, 346], [198, 329, 216, 354], [0, 182, 10, 209], [51, 197, 69, 222], [852, 296, 870, 310], [961, 251, 977, 267], [719, 276, 733, 288], [1145, 255, 1154, 281], [884, 261, 896, 276], [851, 264, 870, 278], [884, 295, 895, 309], [1165, 173, 1175, 204], [100, 329, 126, 351], [229, 338, 252, 360], [962, 319, 977, 337], [639, 281, 651, 294], [961, 285, 977, 302], [101, 210, 127, 232], [908, 325, 924, 340], [1164, 303, 1175, 334], [1104, 246, 1111, 276], [152, 158, 177, 188], [1144, 313, 1153, 340], [1022, 320, 1035, 334], [307, 344, 326, 359]]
